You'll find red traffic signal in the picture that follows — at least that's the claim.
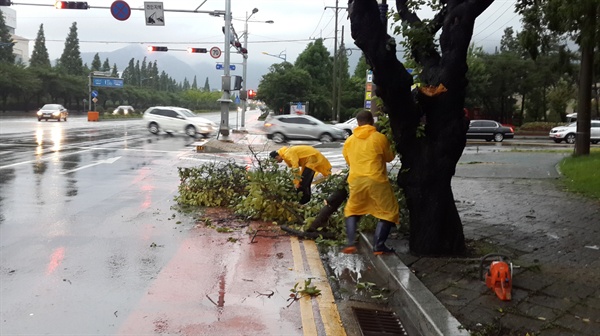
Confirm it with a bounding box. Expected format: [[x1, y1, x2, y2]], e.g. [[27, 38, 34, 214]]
[[248, 89, 256, 99], [187, 48, 207, 53], [147, 46, 168, 52], [54, 1, 89, 9]]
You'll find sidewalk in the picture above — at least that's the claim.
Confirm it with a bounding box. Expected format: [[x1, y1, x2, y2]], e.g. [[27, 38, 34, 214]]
[[362, 152, 600, 335]]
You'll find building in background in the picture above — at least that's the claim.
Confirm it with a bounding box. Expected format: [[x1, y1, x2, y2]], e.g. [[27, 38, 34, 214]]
[[1, 7, 29, 64]]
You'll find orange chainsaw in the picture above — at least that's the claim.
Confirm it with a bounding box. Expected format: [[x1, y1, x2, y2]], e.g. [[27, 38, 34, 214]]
[[479, 253, 513, 301]]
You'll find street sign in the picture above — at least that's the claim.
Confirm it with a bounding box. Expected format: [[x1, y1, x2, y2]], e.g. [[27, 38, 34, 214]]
[[215, 63, 236, 70], [91, 90, 98, 98], [144, 2, 164, 26], [92, 77, 124, 88], [297, 102, 302, 109], [92, 97, 98, 103], [210, 46, 222, 59], [110, 0, 131, 21], [235, 96, 240, 104]]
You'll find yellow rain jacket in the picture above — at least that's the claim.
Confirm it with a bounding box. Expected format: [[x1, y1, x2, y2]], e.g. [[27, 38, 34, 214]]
[[277, 146, 332, 187], [342, 125, 399, 224]]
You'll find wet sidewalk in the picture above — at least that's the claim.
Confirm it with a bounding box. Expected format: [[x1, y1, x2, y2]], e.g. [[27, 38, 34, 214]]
[[362, 152, 600, 335]]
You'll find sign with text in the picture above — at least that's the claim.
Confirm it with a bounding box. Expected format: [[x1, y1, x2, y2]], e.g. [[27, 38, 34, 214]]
[[92, 77, 124, 88], [144, 2, 164, 26]]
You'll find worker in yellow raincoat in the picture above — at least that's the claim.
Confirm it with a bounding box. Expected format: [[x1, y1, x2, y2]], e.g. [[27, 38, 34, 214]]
[[342, 110, 399, 255], [270, 145, 332, 204]]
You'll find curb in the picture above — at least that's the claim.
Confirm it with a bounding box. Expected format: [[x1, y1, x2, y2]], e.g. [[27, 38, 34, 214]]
[[358, 232, 469, 336]]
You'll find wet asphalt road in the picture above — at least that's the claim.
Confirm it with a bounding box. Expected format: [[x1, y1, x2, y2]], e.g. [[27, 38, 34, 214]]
[[0, 113, 583, 335], [0, 113, 324, 335]]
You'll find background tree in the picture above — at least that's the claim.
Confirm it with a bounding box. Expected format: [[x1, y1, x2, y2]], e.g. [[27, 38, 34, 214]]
[[203, 77, 210, 91], [29, 24, 51, 68], [257, 62, 312, 114], [58, 22, 83, 76], [517, 0, 599, 156], [91, 53, 102, 71], [192, 75, 198, 90], [0, 11, 15, 63], [102, 58, 111, 72], [349, 0, 494, 255], [294, 38, 333, 120]]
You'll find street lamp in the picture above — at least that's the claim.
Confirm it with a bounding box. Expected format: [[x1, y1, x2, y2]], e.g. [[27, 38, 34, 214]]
[[239, 8, 273, 130], [262, 50, 287, 62]]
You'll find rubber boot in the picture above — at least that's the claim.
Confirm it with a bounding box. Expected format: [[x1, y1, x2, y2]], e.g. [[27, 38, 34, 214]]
[[373, 220, 395, 255], [342, 216, 360, 254]]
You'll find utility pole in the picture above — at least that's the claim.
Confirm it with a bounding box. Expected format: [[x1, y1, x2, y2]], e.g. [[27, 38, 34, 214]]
[[337, 26, 344, 122], [218, 0, 232, 137], [332, 0, 339, 121]]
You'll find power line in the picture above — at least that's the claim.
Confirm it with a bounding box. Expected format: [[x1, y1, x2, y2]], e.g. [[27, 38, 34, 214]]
[[473, 0, 517, 39], [14, 37, 330, 45]]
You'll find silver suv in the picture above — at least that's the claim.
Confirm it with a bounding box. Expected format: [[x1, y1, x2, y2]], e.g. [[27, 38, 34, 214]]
[[142, 106, 216, 138], [549, 121, 600, 144], [263, 114, 345, 143]]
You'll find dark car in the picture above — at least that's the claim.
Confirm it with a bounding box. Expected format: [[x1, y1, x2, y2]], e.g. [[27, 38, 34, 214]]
[[467, 120, 514, 142], [263, 114, 345, 143], [37, 104, 68, 122]]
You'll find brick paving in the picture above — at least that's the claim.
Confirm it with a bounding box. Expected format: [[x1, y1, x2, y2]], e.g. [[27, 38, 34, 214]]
[[389, 152, 600, 335]]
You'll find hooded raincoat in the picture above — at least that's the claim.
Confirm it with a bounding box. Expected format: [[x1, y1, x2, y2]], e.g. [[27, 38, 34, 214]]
[[342, 125, 399, 224], [277, 146, 332, 187]]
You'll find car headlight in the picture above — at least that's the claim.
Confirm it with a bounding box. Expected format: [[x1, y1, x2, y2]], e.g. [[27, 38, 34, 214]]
[[52, 111, 60, 116], [37, 111, 42, 115]]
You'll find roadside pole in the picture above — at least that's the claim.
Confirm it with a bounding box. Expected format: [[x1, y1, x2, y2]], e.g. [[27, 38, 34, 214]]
[[217, 0, 232, 138]]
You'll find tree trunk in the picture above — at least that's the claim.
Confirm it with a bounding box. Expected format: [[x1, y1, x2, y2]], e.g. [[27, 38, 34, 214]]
[[574, 11, 595, 155], [350, 0, 493, 255]]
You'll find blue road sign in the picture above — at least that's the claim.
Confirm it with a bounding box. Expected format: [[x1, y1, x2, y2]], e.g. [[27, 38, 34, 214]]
[[365, 100, 372, 109], [92, 77, 124, 88], [91, 90, 98, 98], [111, 1, 131, 21], [235, 96, 240, 104], [297, 102, 303, 109], [216, 63, 236, 70]]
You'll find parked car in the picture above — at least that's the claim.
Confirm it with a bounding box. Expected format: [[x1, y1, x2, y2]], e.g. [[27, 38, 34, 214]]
[[333, 118, 358, 139], [37, 104, 68, 122], [466, 120, 514, 142], [142, 106, 217, 138], [549, 121, 600, 144], [263, 114, 346, 143], [113, 105, 135, 115]]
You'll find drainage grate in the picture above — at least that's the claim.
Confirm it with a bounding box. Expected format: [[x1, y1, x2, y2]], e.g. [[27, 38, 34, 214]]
[[352, 307, 408, 336]]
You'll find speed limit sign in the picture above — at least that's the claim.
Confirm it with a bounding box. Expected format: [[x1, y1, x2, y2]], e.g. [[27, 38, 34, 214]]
[[210, 46, 222, 59]]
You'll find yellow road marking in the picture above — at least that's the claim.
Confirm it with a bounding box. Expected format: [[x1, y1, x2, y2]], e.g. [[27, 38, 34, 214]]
[[304, 240, 348, 336], [290, 237, 318, 335]]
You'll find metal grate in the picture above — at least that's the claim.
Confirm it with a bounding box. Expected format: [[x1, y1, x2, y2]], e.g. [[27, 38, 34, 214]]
[[352, 307, 408, 336]]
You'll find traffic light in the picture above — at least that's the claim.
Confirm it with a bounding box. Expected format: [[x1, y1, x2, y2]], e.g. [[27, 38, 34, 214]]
[[233, 76, 243, 90], [147, 46, 168, 52], [248, 89, 256, 99], [54, 1, 89, 9], [0, 0, 12, 6], [187, 47, 207, 53]]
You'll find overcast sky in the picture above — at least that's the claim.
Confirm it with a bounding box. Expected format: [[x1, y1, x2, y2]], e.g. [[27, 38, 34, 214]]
[[9, 0, 522, 83]]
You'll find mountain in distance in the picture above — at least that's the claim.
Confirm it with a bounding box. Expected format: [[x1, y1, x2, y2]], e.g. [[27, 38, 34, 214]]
[[81, 44, 219, 88]]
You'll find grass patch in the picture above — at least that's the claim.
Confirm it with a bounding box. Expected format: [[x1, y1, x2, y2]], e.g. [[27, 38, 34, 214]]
[[559, 152, 600, 200]]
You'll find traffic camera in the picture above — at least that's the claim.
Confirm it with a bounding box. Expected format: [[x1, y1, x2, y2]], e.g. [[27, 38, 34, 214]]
[[0, 0, 12, 6]]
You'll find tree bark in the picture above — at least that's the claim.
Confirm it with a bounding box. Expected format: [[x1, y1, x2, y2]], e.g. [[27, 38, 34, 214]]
[[349, 0, 492, 255]]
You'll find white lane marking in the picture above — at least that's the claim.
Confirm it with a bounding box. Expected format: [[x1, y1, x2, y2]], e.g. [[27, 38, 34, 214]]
[[0, 149, 93, 170], [60, 156, 122, 175]]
